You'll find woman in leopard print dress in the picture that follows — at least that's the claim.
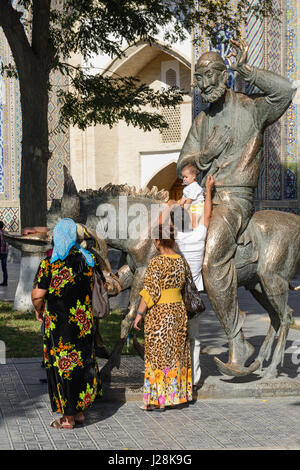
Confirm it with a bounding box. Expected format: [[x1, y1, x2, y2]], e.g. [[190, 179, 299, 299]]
[[134, 225, 193, 411]]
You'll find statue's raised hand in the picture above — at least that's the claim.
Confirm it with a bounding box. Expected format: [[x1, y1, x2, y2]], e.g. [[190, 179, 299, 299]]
[[202, 125, 231, 162], [226, 39, 249, 72]]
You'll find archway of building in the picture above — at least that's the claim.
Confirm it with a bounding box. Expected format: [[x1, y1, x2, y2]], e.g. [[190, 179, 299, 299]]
[[146, 162, 183, 201], [102, 39, 190, 78]]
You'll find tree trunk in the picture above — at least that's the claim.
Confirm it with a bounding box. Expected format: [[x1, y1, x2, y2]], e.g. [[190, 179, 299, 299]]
[[0, 0, 52, 230], [7, 75, 50, 232], [19, 77, 50, 229]]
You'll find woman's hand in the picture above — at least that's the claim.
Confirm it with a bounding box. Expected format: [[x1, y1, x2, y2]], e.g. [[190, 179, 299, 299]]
[[133, 313, 143, 331], [35, 309, 44, 323], [203, 175, 215, 229], [31, 287, 47, 322], [205, 174, 215, 192], [134, 298, 147, 331]]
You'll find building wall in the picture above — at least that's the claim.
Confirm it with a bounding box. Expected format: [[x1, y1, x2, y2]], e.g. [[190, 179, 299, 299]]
[[71, 49, 193, 191]]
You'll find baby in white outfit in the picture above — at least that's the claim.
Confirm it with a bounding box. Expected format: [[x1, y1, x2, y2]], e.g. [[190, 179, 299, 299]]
[[178, 163, 204, 228]]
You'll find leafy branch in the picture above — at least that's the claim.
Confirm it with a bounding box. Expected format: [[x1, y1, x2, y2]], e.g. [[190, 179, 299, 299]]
[[58, 68, 184, 131]]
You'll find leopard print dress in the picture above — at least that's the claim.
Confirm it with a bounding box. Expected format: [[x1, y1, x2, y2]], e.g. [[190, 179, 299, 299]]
[[139, 254, 193, 407]]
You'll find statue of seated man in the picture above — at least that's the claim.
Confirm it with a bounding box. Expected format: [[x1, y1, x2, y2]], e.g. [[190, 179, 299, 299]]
[[177, 39, 296, 373]]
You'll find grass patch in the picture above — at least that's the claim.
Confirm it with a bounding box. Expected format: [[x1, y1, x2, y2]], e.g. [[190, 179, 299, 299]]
[[0, 302, 144, 358], [0, 301, 43, 358]]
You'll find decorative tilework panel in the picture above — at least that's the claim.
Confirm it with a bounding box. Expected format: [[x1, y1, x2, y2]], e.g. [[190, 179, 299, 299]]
[[0, 33, 22, 203], [47, 71, 70, 200], [0, 57, 4, 194], [0, 6, 71, 229], [284, 0, 298, 202], [192, 0, 299, 214], [263, 0, 283, 201], [0, 207, 20, 233], [246, 0, 265, 199]]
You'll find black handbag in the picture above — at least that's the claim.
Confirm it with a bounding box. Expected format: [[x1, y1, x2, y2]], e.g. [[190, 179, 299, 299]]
[[92, 268, 110, 319], [183, 272, 205, 319]]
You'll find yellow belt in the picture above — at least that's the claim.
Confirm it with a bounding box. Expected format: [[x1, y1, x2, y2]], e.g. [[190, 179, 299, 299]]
[[157, 288, 182, 304]]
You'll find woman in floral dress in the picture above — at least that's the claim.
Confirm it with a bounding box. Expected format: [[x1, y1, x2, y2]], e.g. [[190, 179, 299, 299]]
[[31, 218, 102, 429], [133, 224, 193, 411]]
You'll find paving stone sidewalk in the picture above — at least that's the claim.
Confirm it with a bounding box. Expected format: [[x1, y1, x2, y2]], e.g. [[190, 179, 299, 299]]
[[1, 362, 300, 451], [1, 260, 300, 450]]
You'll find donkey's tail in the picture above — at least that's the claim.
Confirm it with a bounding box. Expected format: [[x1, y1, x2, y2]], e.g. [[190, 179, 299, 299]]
[[289, 282, 300, 291], [214, 357, 261, 377]]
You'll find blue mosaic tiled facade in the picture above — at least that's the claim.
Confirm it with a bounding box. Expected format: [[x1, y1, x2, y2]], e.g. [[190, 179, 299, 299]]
[[0, 56, 4, 195], [194, 0, 299, 215], [0, 28, 70, 233]]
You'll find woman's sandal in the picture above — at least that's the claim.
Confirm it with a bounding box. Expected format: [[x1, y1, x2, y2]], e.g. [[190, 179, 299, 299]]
[[74, 416, 85, 426], [50, 418, 75, 430], [139, 405, 165, 412], [139, 405, 154, 411]]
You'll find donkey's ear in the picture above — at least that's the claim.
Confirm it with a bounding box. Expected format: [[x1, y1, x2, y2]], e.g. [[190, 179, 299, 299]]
[[61, 166, 80, 220]]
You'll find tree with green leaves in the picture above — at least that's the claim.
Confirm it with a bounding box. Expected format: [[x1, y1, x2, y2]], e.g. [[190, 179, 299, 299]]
[[0, 0, 277, 230]]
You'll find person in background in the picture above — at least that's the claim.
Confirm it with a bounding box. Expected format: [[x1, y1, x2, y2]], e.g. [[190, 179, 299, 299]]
[[31, 218, 102, 429], [133, 224, 193, 411], [0, 221, 8, 287]]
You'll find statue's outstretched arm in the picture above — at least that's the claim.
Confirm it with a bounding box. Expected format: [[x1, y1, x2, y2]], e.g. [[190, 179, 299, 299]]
[[227, 39, 296, 127]]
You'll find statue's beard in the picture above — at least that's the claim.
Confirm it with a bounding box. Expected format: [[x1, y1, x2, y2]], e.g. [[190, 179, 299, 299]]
[[200, 82, 227, 103]]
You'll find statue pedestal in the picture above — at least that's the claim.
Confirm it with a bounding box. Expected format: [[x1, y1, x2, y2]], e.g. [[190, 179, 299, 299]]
[[14, 252, 44, 311], [4, 232, 51, 312]]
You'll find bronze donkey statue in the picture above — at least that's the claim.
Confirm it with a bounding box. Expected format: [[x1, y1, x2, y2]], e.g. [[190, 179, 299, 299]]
[[42, 167, 300, 381]]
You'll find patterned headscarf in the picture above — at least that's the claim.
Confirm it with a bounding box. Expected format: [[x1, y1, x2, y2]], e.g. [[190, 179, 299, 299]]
[[50, 218, 94, 267]]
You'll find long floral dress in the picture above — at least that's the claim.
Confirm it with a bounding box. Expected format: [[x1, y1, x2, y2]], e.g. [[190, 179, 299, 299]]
[[33, 249, 102, 416], [139, 254, 193, 407]]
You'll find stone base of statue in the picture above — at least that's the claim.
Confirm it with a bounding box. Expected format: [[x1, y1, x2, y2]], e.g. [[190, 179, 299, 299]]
[[4, 232, 51, 312]]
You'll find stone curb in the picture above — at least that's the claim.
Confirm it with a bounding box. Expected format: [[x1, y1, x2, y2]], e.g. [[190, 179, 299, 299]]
[[100, 380, 300, 402], [7, 356, 300, 402]]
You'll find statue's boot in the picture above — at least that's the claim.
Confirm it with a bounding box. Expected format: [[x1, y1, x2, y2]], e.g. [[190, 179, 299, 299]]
[[214, 327, 260, 377]]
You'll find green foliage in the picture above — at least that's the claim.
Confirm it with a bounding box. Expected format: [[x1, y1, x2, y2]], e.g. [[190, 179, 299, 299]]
[[3, 0, 280, 133], [189, 0, 280, 49], [48, 0, 279, 60], [49, 0, 188, 61], [58, 72, 184, 130]]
